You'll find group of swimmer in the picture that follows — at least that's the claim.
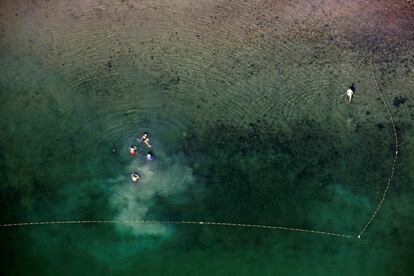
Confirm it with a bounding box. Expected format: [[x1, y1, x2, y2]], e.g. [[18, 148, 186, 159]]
[[130, 132, 154, 183], [128, 85, 354, 183]]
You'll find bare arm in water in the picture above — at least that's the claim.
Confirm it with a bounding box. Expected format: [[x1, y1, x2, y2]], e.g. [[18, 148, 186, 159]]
[[143, 138, 151, 148]]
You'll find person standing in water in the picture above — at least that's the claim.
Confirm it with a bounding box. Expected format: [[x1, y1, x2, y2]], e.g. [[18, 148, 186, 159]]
[[139, 132, 151, 148], [346, 83, 356, 103]]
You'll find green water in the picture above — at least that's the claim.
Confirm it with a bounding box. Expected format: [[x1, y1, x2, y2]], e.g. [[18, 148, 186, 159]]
[[1, 0, 414, 275]]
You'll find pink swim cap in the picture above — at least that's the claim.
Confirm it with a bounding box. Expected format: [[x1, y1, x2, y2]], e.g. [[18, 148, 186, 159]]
[[129, 147, 137, 155]]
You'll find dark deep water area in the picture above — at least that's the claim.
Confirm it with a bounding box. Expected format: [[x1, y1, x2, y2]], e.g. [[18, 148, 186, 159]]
[[1, 0, 414, 275]]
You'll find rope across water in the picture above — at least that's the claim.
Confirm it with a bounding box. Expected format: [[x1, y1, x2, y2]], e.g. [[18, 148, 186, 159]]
[[0, 219, 352, 238], [0, 52, 399, 240], [0, 41, 400, 241], [357, 50, 399, 239], [0, 51, 399, 240]]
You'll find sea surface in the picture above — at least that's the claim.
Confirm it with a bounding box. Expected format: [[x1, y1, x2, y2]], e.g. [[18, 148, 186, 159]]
[[1, 0, 413, 275]]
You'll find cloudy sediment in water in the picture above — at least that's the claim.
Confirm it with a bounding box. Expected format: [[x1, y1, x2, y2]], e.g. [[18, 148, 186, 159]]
[[110, 152, 196, 237], [1, 0, 414, 275]]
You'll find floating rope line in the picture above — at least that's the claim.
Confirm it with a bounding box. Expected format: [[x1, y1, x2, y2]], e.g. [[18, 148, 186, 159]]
[[0, 219, 352, 238], [0, 50, 398, 241], [357, 50, 399, 239], [0, 52, 396, 241], [1, 22, 401, 241], [0, 55, 396, 240]]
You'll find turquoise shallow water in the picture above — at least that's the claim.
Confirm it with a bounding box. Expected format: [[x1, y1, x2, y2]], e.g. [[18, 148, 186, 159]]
[[1, 0, 414, 275]]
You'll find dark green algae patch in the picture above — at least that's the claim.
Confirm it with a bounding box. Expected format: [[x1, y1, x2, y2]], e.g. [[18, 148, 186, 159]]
[[127, 118, 413, 275], [1, 111, 413, 275], [153, 118, 394, 237]]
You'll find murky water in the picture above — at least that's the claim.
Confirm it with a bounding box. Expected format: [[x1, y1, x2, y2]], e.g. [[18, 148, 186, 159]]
[[1, 0, 414, 275]]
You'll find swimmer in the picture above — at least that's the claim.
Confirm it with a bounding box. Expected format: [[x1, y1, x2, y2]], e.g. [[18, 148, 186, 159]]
[[346, 83, 356, 104], [129, 145, 138, 156], [139, 132, 151, 148], [131, 173, 140, 183], [346, 88, 353, 103], [146, 151, 154, 161]]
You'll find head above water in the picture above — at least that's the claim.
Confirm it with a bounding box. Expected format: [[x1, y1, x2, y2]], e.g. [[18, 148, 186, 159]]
[[129, 146, 138, 155], [131, 174, 140, 182], [146, 152, 154, 160]]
